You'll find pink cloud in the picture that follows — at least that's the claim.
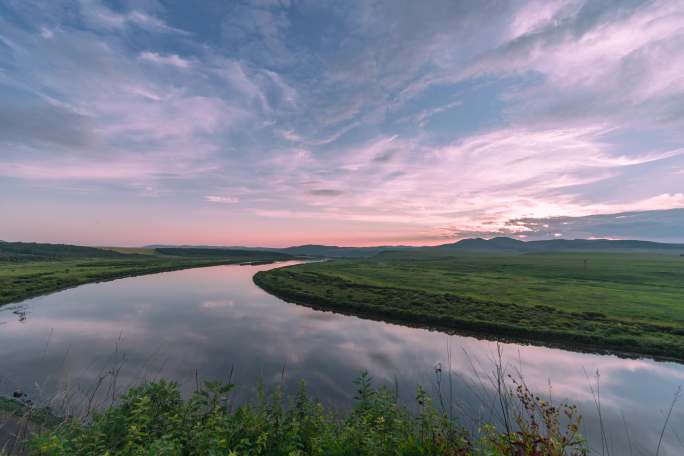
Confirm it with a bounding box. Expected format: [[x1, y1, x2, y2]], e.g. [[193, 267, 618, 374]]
[[508, 0, 580, 39], [259, 125, 683, 240]]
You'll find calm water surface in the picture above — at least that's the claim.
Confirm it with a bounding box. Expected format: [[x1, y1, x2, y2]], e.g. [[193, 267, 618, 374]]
[[1, 262, 683, 454]]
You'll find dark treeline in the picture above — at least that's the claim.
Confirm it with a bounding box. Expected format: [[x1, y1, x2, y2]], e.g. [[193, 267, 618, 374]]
[[0, 242, 127, 262], [155, 247, 294, 260]]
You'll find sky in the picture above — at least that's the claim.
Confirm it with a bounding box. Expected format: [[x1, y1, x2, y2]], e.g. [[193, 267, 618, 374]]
[[1, 0, 683, 247]]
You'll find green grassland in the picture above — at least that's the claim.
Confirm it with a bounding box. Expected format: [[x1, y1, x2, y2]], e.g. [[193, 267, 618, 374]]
[[254, 251, 684, 360], [0, 243, 294, 307]]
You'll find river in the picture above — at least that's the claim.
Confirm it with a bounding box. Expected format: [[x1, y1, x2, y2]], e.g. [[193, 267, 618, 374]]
[[1, 262, 682, 454]]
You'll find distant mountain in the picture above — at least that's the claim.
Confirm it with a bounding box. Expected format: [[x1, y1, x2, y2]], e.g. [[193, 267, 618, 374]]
[[146, 244, 415, 258], [528, 239, 684, 251], [438, 237, 528, 252], [145, 237, 684, 258], [437, 237, 684, 253], [279, 244, 415, 258]]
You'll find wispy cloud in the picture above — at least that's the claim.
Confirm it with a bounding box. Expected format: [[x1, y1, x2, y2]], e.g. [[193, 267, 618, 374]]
[[205, 195, 240, 204], [139, 51, 192, 69], [450, 208, 684, 243], [1, 0, 683, 245], [79, 0, 188, 34]]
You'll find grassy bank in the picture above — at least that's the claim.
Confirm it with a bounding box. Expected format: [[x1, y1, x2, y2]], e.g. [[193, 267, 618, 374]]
[[0, 243, 295, 307], [13, 374, 584, 456], [254, 251, 684, 360]]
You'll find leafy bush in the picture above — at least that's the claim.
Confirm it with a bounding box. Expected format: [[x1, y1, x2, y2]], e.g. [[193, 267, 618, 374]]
[[28, 373, 585, 456], [481, 376, 586, 456]]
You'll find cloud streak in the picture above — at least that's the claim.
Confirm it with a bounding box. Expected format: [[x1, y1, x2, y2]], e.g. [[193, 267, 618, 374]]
[[139, 51, 192, 69], [206, 195, 239, 204]]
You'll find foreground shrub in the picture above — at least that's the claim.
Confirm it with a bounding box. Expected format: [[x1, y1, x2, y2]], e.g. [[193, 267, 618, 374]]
[[29, 373, 585, 456]]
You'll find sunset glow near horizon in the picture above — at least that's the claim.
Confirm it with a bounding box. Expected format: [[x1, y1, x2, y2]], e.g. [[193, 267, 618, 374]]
[[1, 0, 684, 247]]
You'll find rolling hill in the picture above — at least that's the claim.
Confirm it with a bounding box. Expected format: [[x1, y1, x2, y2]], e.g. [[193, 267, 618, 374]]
[[0, 241, 128, 261], [435, 237, 684, 253], [147, 237, 684, 258]]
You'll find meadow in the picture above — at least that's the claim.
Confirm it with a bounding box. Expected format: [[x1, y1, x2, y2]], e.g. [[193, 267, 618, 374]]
[[254, 251, 684, 360]]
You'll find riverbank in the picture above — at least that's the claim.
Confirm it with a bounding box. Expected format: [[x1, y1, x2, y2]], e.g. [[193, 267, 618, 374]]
[[0, 251, 293, 307], [254, 251, 684, 361]]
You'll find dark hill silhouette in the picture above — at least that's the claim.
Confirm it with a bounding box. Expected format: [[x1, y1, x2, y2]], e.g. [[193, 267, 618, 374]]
[[155, 247, 292, 260], [147, 237, 684, 258], [437, 237, 684, 253]]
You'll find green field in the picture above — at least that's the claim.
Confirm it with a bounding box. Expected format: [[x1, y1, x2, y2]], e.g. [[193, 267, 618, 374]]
[[0, 243, 295, 306], [254, 251, 684, 360]]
